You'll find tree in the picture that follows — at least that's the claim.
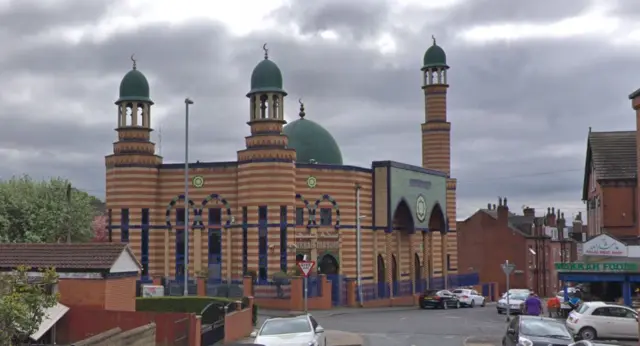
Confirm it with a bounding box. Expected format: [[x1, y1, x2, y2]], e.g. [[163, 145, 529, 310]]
[[91, 215, 108, 242], [0, 266, 59, 344], [0, 175, 97, 243]]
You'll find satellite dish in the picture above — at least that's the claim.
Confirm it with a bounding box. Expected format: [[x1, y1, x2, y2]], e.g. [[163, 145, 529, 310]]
[[528, 248, 536, 255]]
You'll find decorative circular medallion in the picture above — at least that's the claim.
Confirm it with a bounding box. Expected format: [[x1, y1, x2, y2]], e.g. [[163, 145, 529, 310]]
[[307, 176, 317, 188], [416, 195, 427, 222], [192, 176, 205, 188]]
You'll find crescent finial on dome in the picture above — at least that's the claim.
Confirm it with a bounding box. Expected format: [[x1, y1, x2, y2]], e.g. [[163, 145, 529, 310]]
[[298, 98, 305, 119]]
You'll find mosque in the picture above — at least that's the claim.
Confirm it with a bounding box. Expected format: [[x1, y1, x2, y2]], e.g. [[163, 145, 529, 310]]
[[105, 38, 459, 300]]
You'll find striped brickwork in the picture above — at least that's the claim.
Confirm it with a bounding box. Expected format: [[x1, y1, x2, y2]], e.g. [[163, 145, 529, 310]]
[[422, 83, 459, 285], [237, 161, 296, 279], [294, 167, 372, 279]]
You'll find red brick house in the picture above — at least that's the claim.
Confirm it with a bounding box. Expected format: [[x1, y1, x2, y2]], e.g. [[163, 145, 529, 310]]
[[582, 130, 637, 240], [457, 198, 580, 297]]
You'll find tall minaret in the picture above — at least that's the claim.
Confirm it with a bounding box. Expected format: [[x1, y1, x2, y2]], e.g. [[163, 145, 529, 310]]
[[236, 44, 296, 281], [105, 56, 162, 278], [420, 36, 458, 285]]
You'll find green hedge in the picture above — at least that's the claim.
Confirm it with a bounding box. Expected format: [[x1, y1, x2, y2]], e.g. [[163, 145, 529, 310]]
[[136, 296, 236, 313], [136, 296, 258, 325]]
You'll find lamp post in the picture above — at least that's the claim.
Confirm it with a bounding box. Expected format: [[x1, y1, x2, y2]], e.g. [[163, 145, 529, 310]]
[[184, 98, 194, 296]]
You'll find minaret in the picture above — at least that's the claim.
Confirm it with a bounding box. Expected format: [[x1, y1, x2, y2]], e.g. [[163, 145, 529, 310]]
[[105, 55, 161, 279], [420, 36, 457, 286], [236, 44, 296, 281]]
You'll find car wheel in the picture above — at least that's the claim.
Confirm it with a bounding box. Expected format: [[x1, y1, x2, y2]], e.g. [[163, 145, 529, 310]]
[[442, 301, 448, 310], [470, 300, 475, 308], [324, 337, 327, 346], [497, 309, 503, 315], [481, 299, 485, 307], [455, 301, 460, 309], [579, 327, 597, 341]]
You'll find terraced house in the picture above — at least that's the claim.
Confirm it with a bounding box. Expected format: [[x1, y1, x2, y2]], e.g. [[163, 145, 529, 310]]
[[105, 38, 472, 306]]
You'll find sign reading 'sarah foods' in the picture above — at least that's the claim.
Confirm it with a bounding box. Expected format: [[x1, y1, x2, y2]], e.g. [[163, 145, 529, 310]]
[[554, 262, 638, 272], [582, 234, 627, 257]]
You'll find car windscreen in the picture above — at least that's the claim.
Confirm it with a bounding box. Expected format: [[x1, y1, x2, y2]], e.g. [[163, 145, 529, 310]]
[[519, 320, 572, 339], [259, 318, 312, 336], [508, 294, 528, 301], [576, 304, 590, 314], [452, 289, 466, 294]]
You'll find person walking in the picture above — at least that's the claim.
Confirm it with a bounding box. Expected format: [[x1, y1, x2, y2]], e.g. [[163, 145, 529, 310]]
[[524, 292, 543, 316]]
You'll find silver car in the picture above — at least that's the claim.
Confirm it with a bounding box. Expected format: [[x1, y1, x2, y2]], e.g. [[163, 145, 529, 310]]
[[250, 314, 327, 346]]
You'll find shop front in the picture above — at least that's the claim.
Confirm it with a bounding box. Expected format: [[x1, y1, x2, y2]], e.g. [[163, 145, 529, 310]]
[[556, 234, 640, 306]]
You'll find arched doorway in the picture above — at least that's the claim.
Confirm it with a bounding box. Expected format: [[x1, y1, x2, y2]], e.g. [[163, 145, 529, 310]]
[[414, 254, 422, 292], [428, 203, 447, 289], [377, 254, 386, 298], [318, 254, 338, 275], [296, 253, 305, 263], [392, 254, 398, 295], [392, 199, 415, 296]]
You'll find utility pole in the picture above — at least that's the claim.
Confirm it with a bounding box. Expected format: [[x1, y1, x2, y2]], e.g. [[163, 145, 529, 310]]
[[66, 183, 72, 243]]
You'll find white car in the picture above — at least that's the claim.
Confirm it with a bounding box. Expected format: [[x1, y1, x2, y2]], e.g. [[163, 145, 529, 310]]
[[501, 289, 531, 299], [497, 292, 529, 314], [565, 301, 638, 341], [452, 288, 486, 308], [250, 314, 327, 346]]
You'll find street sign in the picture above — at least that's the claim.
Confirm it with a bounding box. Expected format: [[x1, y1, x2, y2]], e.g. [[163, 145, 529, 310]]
[[298, 261, 316, 278], [501, 263, 515, 275]]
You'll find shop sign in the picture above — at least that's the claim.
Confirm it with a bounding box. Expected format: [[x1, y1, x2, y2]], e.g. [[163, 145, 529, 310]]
[[582, 234, 627, 257], [294, 240, 340, 250], [554, 262, 638, 272]]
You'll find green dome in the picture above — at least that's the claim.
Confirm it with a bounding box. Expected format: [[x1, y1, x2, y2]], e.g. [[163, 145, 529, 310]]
[[422, 37, 448, 69], [116, 68, 152, 104], [247, 58, 287, 96], [284, 116, 343, 165]]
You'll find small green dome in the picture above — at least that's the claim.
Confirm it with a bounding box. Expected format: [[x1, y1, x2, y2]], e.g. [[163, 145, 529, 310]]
[[247, 58, 287, 96], [284, 111, 343, 165], [422, 36, 448, 69], [116, 68, 152, 104]]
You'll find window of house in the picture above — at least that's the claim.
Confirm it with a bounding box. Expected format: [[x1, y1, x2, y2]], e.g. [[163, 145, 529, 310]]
[[176, 208, 185, 226], [121, 209, 129, 242], [320, 208, 332, 226], [259, 206, 267, 222], [209, 208, 221, 225], [295, 208, 304, 226]]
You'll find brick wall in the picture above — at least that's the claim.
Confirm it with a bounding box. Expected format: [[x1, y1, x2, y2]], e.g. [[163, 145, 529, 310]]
[[105, 276, 137, 311], [58, 279, 106, 309]]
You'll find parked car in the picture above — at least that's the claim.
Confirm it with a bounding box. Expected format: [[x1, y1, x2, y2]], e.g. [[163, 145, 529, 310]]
[[565, 301, 638, 341], [497, 292, 529, 315], [570, 342, 624, 346], [250, 314, 326, 346], [419, 289, 461, 309], [452, 288, 486, 308], [501, 288, 532, 299], [502, 315, 575, 346]]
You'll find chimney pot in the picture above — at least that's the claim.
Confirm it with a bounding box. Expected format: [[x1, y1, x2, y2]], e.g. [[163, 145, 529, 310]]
[[504, 197, 508, 206], [552, 207, 555, 215], [547, 207, 551, 214], [492, 204, 496, 209], [499, 197, 503, 206], [487, 203, 491, 210]]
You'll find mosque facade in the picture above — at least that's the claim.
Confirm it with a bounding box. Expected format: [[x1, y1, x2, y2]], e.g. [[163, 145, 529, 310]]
[[105, 39, 460, 299]]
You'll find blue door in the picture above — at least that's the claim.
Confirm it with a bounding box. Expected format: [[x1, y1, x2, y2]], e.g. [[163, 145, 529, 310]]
[[327, 274, 342, 306]]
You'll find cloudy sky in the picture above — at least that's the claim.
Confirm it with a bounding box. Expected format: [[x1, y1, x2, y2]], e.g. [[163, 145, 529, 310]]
[[2, 0, 637, 220]]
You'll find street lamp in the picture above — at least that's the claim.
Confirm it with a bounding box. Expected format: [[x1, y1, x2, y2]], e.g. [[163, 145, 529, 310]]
[[184, 98, 194, 296]]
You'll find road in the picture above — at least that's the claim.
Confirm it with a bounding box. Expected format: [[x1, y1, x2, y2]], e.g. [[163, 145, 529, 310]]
[[258, 305, 638, 346]]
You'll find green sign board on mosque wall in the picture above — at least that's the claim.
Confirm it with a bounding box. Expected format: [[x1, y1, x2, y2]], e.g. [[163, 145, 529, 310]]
[[388, 165, 447, 229], [554, 262, 639, 272]]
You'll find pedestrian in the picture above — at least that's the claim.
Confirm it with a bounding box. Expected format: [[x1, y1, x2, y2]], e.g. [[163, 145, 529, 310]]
[[547, 295, 560, 318], [524, 292, 543, 316]]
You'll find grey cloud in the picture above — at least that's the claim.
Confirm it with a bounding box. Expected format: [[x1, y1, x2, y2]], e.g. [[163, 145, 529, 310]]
[[446, 0, 594, 25], [2, 0, 630, 218], [0, 0, 115, 36], [273, 0, 391, 40]]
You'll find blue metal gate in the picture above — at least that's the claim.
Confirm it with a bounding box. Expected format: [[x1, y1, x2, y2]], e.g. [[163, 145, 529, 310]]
[[327, 274, 343, 306]]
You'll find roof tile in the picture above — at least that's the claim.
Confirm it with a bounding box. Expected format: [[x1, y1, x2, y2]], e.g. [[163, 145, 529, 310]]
[[589, 131, 636, 180], [0, 243, 131, 270]]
